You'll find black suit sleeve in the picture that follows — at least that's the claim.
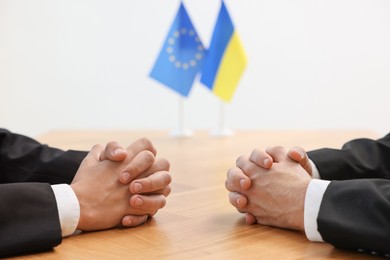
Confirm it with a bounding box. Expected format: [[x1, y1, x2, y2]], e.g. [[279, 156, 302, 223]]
[[307, 133, 390, 255], [0, 129, 88, 256], [308, 133, 390, 180], [0, 183, 62, 257], [0, 128, 87, 185], [318, 179, 390, 255]]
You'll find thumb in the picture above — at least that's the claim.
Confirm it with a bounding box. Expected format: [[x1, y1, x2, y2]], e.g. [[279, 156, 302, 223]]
[[287, 146, 313, 176], [99, 141, 127, 162], [87, 144, 105, 163], [245, 213, 257, 225]]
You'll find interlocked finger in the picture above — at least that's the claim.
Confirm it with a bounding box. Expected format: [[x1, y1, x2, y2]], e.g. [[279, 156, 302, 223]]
[[129, 194, 167, 214], [129, 171, 172, 194], [225, 167, 251, 192], [120, 150, 155, 183]]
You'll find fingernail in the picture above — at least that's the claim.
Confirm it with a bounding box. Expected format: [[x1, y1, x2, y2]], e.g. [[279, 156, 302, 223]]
[[125, 216, 132, 225], [133, 183, 142, 193], [135, 197, 143, 206], [292, 148, 304, 159], [263, 158, 270, 166], [239, 179, 246, 188], [121, 172, 130, 183], [236, 197, 241, 206], [143, 215, 149, 223], [114, 148, 125, 155]]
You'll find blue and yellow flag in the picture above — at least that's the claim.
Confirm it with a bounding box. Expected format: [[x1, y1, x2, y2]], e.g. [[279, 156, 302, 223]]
[[200, 0, 247, 102], [150, 2, 206, 97]]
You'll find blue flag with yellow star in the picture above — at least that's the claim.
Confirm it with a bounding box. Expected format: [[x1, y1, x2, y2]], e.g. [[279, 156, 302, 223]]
[[149, 2, 206, 97]]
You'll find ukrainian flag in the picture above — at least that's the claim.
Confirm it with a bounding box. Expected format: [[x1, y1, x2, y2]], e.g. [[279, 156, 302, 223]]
[[200, 0, 247, 102]]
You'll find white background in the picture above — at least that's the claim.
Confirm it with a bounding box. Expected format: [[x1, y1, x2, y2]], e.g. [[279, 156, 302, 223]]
[[1, 0, 389, 137]]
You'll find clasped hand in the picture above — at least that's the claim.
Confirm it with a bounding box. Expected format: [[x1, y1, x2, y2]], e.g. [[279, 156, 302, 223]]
[[71, 138, 171, 231], [225, 146, 312, 231]]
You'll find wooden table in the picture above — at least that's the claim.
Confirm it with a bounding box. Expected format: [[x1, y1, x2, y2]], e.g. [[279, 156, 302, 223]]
[[13, 130, 381, 259]]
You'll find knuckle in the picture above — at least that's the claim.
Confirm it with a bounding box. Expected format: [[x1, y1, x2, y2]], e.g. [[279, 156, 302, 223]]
[[235, 155, 244, 165], [240, 162, 251, 174], [226, 167, 241, 184], [250, 148, 260, 157], [237, 208, 246, 214], [137, 137, 155, 153], [143, 150, 155, 163], [225, 181, 235, 191], [272, 145, 284, 150], [250, 149, 265, 164], [163, 172, 172, 185], [227, 167, 234, 178], [164, 186, 171, 196], [228, 192, 235, 201], [266, 146, 278, 153], [92, 144, 103, 150], [157, 158, 170, 170], [107, 141, 117, 148], [159, 196, 167, 208]]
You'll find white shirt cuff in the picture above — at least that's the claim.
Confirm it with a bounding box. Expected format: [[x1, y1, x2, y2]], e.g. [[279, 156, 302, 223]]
[[51, 184, 80, 237], [304, 179, 331, 242]]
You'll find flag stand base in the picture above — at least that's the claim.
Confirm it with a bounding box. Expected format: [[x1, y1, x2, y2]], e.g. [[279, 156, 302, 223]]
[[170, 128, 193, 138], [210, 128, 234, 137]]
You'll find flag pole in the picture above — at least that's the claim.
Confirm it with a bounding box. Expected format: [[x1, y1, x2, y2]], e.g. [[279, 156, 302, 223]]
[[170, 97, 193, 137], [210, 100, 234, 137]]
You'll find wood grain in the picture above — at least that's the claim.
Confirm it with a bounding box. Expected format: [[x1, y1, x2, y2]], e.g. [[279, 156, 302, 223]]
[[9, 130, 380, 259]]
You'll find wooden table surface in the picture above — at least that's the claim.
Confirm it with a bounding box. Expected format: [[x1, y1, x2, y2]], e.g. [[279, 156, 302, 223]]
[[11, 130, 381, 259]]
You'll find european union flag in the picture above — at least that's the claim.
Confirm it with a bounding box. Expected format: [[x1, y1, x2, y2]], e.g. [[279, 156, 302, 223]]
[[150, 3, 206, 97]]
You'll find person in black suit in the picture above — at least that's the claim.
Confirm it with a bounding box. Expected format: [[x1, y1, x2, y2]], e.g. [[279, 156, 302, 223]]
[[225, 133, 390, 257], [0, 128, 171, 257]]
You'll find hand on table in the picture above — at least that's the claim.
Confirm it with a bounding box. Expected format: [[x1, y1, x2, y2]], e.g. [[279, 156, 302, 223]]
[[71, 138, 171, 231], [225, 146, 311, 231]]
